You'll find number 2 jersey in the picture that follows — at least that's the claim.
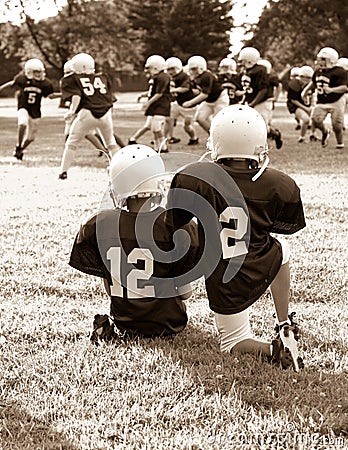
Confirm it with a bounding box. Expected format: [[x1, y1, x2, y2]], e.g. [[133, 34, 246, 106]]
[[61, 72, 114, 118], [13, 74, 54, 118], [166, 161, 306, 315], [69, 207, 199, 336]]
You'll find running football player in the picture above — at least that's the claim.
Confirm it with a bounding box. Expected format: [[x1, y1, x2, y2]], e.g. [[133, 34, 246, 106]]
[[69, 145, 198, 340], [0, 58, 58, 160], [164, 57, 199, 146], [217, 57, 244, 105], [237, 47, 283, 149], [301, 47, 347, 149], [166, 105, 306, 372], [182, 55, 229, 133], [58, 53, 118, 179]]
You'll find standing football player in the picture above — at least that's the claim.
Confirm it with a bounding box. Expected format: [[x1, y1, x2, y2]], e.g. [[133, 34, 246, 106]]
[[182, 55, 229, 134], [164, 57, 199, 146], [69, 145, 198, 340], [217, 57, 244, 106], [58, 53, 118, 179], [237, 47, 283, 149], [301, 47, 347, 149], [129, 55, 171, 153], [166, 105, 306, 372], [0, 58, 57, 160]]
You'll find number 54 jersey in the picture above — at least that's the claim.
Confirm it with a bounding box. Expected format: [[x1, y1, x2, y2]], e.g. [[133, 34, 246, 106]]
[[69, 207, 199, 336], [61, 72, 114, 118]]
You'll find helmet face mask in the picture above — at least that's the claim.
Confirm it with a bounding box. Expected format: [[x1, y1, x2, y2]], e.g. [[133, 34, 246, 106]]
[[316, 47, 339, 69], [238, 47, 260, 70], [24, 58, 45, 80], [109, 145, 166, 209], [71, 53, 95, 74], [165, 57, 183, 76], [187, 55, 207, 78], [218, 58, 237, 75]]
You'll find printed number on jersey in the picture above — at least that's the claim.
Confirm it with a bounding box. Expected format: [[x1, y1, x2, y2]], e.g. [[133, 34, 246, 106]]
[[107, 247, 155, 298], [80, 76, 107, 96], [219, 206, 248, 258]]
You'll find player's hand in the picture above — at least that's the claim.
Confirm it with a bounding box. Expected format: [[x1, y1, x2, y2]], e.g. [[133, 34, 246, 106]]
[[182, 101, 191, 108], [64, 110, 75, 122], [322, 86, 332, 94]]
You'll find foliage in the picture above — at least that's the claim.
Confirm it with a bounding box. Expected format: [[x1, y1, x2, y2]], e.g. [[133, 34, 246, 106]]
[[246, 0, 348, 71], [129, 0, 234, 65]]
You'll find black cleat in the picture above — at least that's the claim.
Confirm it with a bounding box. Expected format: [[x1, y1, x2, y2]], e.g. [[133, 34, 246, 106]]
[[128, 139, 137, 145], [321, 128, 330, 147], [187, 138, 199, 145], [58, 171, 68, 180], [168, 137, 181, 144], [274, 130, 283, 150], [13, 145, 24, 160], [90, 314, 118, 344]]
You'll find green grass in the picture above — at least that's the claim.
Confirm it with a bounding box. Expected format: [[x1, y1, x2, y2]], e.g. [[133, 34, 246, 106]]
[[0, 104, 347, 449]]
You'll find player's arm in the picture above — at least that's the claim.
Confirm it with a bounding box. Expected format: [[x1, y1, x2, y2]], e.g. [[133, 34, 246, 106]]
[[0, 80, 15, 92], [144, 92, 162, 110], [182, 92, 208, 108], [64, 94, 81, 121], [301, 81, 315, 99], [322, 84, 347, 95], [248, 88, 267, 107], [291, 99, 311, 114], [48, 92, 62, 99]]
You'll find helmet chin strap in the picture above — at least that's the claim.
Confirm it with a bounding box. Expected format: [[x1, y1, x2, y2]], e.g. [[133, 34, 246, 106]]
[[251, 154, 269, 182]]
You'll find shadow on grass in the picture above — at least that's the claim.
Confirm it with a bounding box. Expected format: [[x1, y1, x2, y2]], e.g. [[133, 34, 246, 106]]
[[0, 402, 77, 450]]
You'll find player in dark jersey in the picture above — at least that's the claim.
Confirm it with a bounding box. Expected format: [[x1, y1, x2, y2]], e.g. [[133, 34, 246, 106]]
[[301, 47, 347, 149], [217, 57, 243, 105], [0, 58, 57, 160], [164, 57, 199, 145], [166, 105, 306, 372], [287, 65, 316, 143], [182, 55, 229, 134], [69, 145, 198, 340], [58, 53, 118, 179], [237, 47, 283, 149]]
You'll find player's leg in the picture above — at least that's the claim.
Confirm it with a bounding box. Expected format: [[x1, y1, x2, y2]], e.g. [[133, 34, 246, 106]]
[[330, 97, 345, 148], [165, 102, 180, 143], [129, 117, 152, 143], [96, 110, 118, 157], [21, 117, 39, 151], [59, 109, 93, 178], [151, 115, 168, 152], [195, 102, 214, 133], [295, 108, 310, 142], [181, 105, 198, 144], [256, 100, 283, 149], [312, 104, 330, 146], [14, 109, 29, 159]]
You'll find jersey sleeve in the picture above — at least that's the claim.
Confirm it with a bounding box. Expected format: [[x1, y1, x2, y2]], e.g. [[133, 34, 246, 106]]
[[42, 80, 54, 97], [271, 178, 306, 234], [199, 72, 214, 95], [154, 73, 169, 94], [69, 214, 107, 278], [60, 74, 81, 99], [165, 172, 195, 231]]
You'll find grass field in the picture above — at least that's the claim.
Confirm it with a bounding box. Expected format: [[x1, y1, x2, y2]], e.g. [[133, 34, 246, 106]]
[[0, 103, 347, 450]]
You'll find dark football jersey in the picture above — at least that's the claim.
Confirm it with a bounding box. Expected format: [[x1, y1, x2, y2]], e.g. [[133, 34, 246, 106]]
[[217, 73, 243, 105], [172, 70, 196, 105], [60, 72, 114, 118], [166, 161, 306, 315], [287, 78, 306, 113], [313, 66, 347, 104], [13, 74, 53, 118], [239, 64, 271, 105], [145, 71, 171, 116], [195, 70, 224, 103], [69, 207, 199, 336]]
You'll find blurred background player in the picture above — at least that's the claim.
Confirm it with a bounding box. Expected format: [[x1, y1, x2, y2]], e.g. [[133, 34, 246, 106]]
[[237, 47, 283, 149], [69, 145, 198, 340], [129, 55, 171, 153], [336, 57, 348, 130], [182, 55, 229, 134], [166, 105, 306, 372], [164, 56, 199, 146], [301, 47, 347, 149], [286, 65, 315, 143], [0, 58, 57, 160], [58, 53, 118, 179], [217, 57, 244, 105]]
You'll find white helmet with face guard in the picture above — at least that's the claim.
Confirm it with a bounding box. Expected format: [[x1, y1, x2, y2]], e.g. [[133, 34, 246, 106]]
[[316, 47, 339, 69], [187, 55, 207, 75], [238, 47, 260, 69], [299, 65, 314, 79], [109, 145, 166, 207], [290, 67, 301, 78], [145, 55, 166, 76], [71, 53, 95, 74], [208, 105, 269, 181], [165, 57, 183, 75], [336, 57, 348, 71], [24, 58, 45, 80], [63, 60, 74, 76], [218, 57, 237, 75]]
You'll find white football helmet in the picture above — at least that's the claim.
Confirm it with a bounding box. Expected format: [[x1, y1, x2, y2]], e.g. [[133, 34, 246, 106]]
[[258, 59, 272, 74], [316, 47, 339, 69], [24, 58, 45, 80], [144, 55, 166, 76], [290, 67, 301, 79], [63, 60, 74, 76], [208, 105, 269, 181], [187, 55, 207, 75], [71, 53, 95, 74], [238, 47, 260, 69], [218, 57, 237, 75], [299, 65, 314, 79], [109, 145, 166, 207], [165, 57, 183, 75], [336, 57, 348, 71]]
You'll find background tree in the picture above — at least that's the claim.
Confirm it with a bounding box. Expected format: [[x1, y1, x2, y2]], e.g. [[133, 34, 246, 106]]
[[129, 0, 234, 65], [245, 0, 348, 72]]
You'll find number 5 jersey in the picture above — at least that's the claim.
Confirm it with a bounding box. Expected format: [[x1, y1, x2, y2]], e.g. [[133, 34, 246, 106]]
[[13, 74, 54, 118], [69, 207, 199, 336]]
